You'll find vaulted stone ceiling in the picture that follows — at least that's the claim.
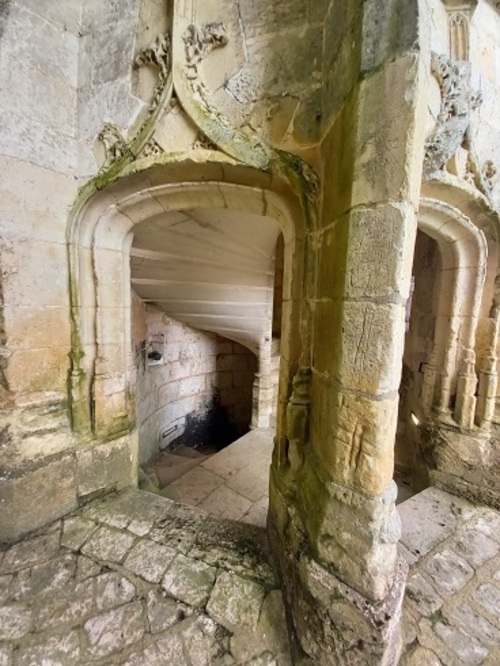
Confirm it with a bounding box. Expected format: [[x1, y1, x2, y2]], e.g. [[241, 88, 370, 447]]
[[131, 207, 281, 355]]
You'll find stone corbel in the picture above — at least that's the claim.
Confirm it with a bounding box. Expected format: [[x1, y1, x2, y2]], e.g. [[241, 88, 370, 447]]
[[442, 0, 478, 60]]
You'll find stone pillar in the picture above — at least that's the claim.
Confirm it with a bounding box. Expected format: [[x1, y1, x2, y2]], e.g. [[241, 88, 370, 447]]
[[453, 348, 477, 428], [251, 371, 275, 428], [269, 4, 428, 659], [251, 339, 274, 429], [476, 314, 499, 427]]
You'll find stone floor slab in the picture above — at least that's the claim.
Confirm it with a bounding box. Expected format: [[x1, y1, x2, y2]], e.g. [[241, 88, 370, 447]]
[[197, 485, 253, 521], [162, 553, 217, 607], [207, 571, 265, 633], [81, 525, 136, 563], [124, 538, 176, 583], [421, 548, 474, 598], [84, 599, 145, 658]]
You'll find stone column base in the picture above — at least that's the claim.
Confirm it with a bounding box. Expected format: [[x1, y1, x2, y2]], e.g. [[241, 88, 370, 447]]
[[269, 518, 407, 665]]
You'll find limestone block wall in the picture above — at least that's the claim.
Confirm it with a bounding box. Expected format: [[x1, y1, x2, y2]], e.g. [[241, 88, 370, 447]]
[[133, 299, 256, 464]]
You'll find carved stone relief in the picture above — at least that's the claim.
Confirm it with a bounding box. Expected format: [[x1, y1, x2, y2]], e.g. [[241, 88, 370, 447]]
[[182, 22, 229, 98], [134, 33, 172, 111], [423, 50, 498, 204], [96, 123, 131, 171]]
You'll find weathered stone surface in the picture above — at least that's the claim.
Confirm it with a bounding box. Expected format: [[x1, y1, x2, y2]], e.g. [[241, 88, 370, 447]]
[[230, 589, 291, 664], [472, 582, 500, 619], [0, 645, 12, 666], [421, 548, 474, 597], [451, 528, 500, 568], [15, 630, 81, 666], [180, 614, 229, 666], [0, 602, 32, 640], [398, 488, 460, 561], [207, 571, 265, 633], [61, 515, 98, 550], [191, 518, 277, 587], [95, 571, 136, 611], [124, 538, 176, 583], [162, 554, 217, 607], [84, 600, 145, 657], [77, 438, 135, 498], [149, 503, 205, 554], [35, 578, 95, 630], [405, 572, 443, 616], [434, 622, 488, 665], [20, 552, 76, 598], [81, 525, 136, 563], [401, 645, 443, 666], [75, 555, 102, 580], [445, 602, 500, 647], [0, 532, 60, 574], [147, 589, 187, 633], [0, 575, 12, 604], [0, 456, 77, 542]]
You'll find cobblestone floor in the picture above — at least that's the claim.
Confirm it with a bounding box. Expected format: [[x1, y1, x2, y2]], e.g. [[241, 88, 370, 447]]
[[0, 487, 499, 665], [0, 490, 291, 666], [400, 488, 500, 666]]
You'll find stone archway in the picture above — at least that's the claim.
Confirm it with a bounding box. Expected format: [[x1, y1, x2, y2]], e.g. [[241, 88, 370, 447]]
[[418, 197, 487, 426], [67, 157, 312, 491]]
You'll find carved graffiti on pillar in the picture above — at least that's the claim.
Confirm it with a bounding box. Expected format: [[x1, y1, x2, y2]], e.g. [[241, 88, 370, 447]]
[[423, 53, 481, 180], [182, 22, 229, 97], [96, 123, 131, 170], [134, 32, 172, 111]]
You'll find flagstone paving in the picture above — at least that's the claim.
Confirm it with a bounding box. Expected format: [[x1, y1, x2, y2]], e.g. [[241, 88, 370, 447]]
[[0, 486, 498, 665]]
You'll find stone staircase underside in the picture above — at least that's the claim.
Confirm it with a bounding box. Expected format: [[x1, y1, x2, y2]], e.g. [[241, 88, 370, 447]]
[[131, 206, 282, 355]]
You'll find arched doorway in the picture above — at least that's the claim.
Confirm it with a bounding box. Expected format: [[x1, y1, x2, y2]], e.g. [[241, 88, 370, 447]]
[[67, 158, 311, 510], [395, 197, 488, 497]]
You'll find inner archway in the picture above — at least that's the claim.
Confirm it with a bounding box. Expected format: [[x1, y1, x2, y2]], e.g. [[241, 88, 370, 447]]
[[129, 204, 284, 519], [395, 230, 441, 499], [67, 159, 309, 524]]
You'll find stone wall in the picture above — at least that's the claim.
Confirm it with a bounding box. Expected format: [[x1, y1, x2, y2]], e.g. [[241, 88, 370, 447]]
[[396, 232, 441, 473], [133, 299, 256, 464]]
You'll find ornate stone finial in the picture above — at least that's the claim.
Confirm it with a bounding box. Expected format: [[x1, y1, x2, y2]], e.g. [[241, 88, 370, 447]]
[[97, 123, 130, 170], [134, 32, 172, 110], [423, 52, 481, 179], [442, 0, 478, 60], [182, 22, 229, 95]]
